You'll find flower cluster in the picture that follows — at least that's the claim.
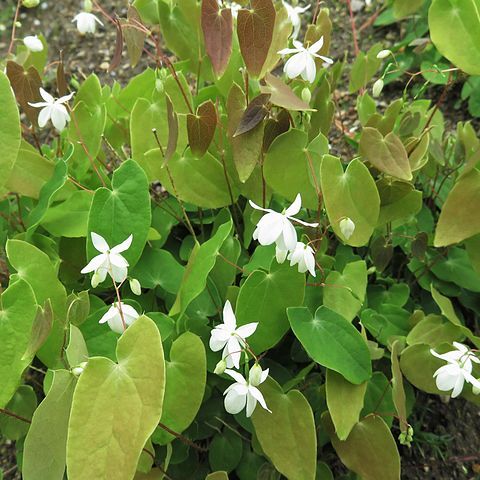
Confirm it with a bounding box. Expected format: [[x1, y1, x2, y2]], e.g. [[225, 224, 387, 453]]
[[210, 301, 271, 417], [250, 194, 318, 277], [80, 232, 141, 334], [430, 342, 480, 398]]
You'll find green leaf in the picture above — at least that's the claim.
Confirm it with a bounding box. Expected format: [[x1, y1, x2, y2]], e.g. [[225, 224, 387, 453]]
[[321, 156, 380, 246], [154, 332, 206, 444], [87, 159, 151, 268], [434, 169, 480, 246], [361, 305, 411, 345], [170, 219, 232, 317], [157, 149, 238, 208], [406, 314, 463, 347], [236, 261, 305, 353], [0, 71, 21, 192], [23, 370, 76, 480], [208, 429, 243, 473], [323, 260, 367, 322], [206, 473, 229, 480], [359, 128, 412, 181], [252, 378, 317, 480], [391, 340, 408, 434], [429, 0, 480, 76], [41, 191, 92, 238], [6, 240, 67, 368], [67, 316, 165, 480], [264, 129, 327, 209], [287, 306, 372, 384], [394, 0, 424, 18], [0, 279, 37, 408], [349, 44, 382, 93], [326, 369, 367, 440], [26, 159, 68, 237], [0, 385, 36, 440], [322, 413, 401, 480]]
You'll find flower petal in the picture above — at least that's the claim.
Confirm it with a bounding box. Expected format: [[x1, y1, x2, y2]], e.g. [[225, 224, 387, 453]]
[[91, 232, 110, 253], [37, 106, 52, 128], [285, 193, 302, 217], [110, 234, 133, 254], [249, 386, 271, 412], [245, 391, 258, 417], [224, 388, 247, 415], [39, 88, 54, 103], [224, 369, 247, 385], [222, 300, 237, 331], [236, 322, 258, 339], [281, 218, 297, 251], [308, 36, 324, 53], [51, 105, 67, 131], [256, 213, 284, 246], [80, 253, 107, 274]]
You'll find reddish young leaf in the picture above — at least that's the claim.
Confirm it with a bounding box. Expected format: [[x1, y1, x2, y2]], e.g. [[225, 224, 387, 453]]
[[237, 0, 276, 77], [263, 109, 290, 152], [6, 61, 42, 127], [56, 58, 68, 97], [187, 100, 217, 158], [201, 0, 233, 77], [234, 93, 270, 137], [109, 17, 124, 72], [260, 73, 313, 112]]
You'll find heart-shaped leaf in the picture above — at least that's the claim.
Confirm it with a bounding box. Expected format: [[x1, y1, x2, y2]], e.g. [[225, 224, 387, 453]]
[[359, 127, 412, 181], [67, 316, 165, 480], [252, 378, 317, 480], [187, 100, 217, 157], [288, 306, 372, 384]]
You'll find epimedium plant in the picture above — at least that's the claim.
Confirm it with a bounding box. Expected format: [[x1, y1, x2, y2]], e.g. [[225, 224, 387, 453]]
[[1, 0, 480, 479]]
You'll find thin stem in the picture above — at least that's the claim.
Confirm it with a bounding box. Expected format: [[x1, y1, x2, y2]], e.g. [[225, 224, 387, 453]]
[[7, 0, 22, 56], [157, 421, 207, 452], [0, 407, 31, 424], [112, 279, 127, 331], [346, 0, 360, 56]]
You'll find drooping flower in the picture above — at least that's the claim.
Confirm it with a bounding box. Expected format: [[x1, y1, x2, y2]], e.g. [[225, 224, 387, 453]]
[[99, 302, 140, 334], [287, 241, 316, 276], [430, 342, 480, 398], [278, 37, 333, 83], [223, 365, 271, 417], [250, 194, 319, 251], [276, 245, 289, 264], [72, 12, 103, 35], [339, 217, 355, 240], [283, 1, 310, 39], [377, 49, 392, 59], [372, 78, 384, 98], [28, 88, 74, 131], [23, 35, 43, 52], [81, 232, 132, 285], [209, 301, 258, 369]]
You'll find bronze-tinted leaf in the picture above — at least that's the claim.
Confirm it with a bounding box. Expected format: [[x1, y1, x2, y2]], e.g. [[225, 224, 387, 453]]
[[359, 127, 412, 181], [305, 8, 332, 67], [109, 17, 124, 72], [165, 95, 178, 162], [370, 235, 393, 272], [234, 93, 270, 137], [6, 61, 42, 126], [227, 83, 264, 182], [123, 6, 145, 68], [411, 232, 428, 261], [186, 100, 217, 157], [261, 73, 313, 111], [237, 0, 276, 77], [56, 60, 68, 97], [201, 0, 233, 77], [263, 109, 290, 152]]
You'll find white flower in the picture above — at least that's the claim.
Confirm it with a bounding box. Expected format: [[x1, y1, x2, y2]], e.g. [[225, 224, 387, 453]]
[[81, 232, 132, 285], [283, 1, 310, 40], [278, 37, 333, 83], [430, 342, 480, 398], [223, 366, 271, 417], [250, 194, 318, 251], [209, 301, 258, 369], [372, 78, 384, 98], [339, 217, 355, 240], [216, 0, 241, 17], [28, 88, 74, 131], [276, 245, 288, 264], [287, 241, 316, 276], [99, 302, 140, 334], [23, 35, 43, 52], [72, 12, 103, 35]]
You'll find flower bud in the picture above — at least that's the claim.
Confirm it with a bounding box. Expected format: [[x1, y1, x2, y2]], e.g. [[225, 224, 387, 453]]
[[129, 278, 142, 296], [72, 361, 88, 377], [91, 271, 102, 288], [376, 49, 392, 59], [22, 0, 40, 7], [372, 78, 384, 98], [83, 0, 93, 12], [249, 363, 263, 386], [214, 359, 227, 375], [339, 217, 355, 240], [473, 383, 480, 395], [15, 21, 22, 28], [301, 87, 311, 104]]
